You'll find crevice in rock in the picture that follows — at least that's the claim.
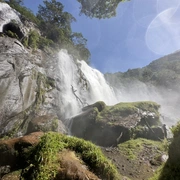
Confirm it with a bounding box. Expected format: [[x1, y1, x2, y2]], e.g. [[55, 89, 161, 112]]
[[7, 61, 15, 71], [3, 22, 24, 40]]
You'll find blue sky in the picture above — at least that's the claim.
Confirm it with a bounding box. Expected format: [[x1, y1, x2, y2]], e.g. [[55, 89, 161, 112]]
[[23, 0, 180, 73]]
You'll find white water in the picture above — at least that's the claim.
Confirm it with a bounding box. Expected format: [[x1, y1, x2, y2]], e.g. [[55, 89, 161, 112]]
[[57, 49, 118, 119], [57, 50, 179, 126]]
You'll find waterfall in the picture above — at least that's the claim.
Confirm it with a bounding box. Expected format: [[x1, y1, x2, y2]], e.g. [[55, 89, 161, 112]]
[[57, 49, 118, 119]]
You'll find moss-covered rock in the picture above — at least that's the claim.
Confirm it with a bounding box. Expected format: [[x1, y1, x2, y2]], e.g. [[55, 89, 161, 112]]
[[0, 132, 121, 180], [71, 101, 163, 146]]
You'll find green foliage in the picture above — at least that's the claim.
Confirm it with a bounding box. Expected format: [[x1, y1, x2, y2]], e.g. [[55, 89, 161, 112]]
[[37, 0, 74, 42], [61, 135, 121, 180], [77, 0, 128, 19], [148, 165, 164, 180], [5, 30, 18, 39], [22, 30, 55, 51], [7, 1, 39, 24], [151, 162, 180, 180], [100, 101, 160, 119], [23, 132, 65, 180], [23, 132, 121, 180], [118, 138, 166, 160], [5, 0, 91, 62], [148, 122, 180, 180], [28, 30, 39, 50], [38, 36, 55, 49], [171, 121, 180, 138], [36, 0, 90, 62]]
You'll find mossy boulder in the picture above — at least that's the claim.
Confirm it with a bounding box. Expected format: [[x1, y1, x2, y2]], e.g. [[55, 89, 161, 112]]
[[0, 132, 121, 180], [71, 101, 164, 146]]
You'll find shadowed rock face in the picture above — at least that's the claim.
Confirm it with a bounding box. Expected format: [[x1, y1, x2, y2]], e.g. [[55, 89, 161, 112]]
[[3, 22, 24, 39], [70, 101, 165, 146], [0, 132, 44, 178]]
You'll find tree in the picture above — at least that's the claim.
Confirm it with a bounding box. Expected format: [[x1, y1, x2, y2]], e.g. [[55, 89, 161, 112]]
[[5, 0, 23, 5], [37, 0, 76, 44], [71, 32, 90, 62], [77, 0, 126, 19], [37, 0, 90, 62], [71, 32, 87, 45]]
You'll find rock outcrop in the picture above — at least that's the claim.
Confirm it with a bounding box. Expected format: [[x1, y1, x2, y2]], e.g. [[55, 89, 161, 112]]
[[70, 101, 165, 146], [0, 2, 38, 38], [0, 36, 66, 137]]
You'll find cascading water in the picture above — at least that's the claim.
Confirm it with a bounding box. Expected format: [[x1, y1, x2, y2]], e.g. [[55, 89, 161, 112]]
[[57, 50, 179, 128], [57, 49, 118, 120]]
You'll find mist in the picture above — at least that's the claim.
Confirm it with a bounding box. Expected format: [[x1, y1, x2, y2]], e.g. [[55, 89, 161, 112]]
[[106, 77, 180, 126], [56, 49, 180, 127]]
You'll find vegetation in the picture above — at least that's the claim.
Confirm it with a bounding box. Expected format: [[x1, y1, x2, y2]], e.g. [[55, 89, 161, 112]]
[[171, 121, 180, 137], [97, 101, 160, 121], [148, 121, 180, 180], [3, 0, 90, 62], [118, 138, 166, 160], [22, 132, 121, 180], [105, 51, 180, 90], [77, 0, 129, 19]]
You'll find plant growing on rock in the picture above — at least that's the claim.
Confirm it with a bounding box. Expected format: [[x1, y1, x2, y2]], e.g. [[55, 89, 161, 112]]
[[22, 132, 121, 180]]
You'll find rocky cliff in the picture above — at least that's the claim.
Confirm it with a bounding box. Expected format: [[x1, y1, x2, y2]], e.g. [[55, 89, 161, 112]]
[[0, 35, 67, 137]]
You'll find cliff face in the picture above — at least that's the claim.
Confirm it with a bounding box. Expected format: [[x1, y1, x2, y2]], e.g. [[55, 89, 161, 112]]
[[0, 36, 66, 136]]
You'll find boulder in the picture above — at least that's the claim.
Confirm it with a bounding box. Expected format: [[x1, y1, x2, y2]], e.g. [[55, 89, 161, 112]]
[[70, 101, 165, 146], [0, 132, 44, 177]]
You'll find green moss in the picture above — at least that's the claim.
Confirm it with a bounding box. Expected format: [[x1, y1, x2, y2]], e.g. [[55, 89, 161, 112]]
[[149, 162, 180, 180], [149, 122, 180, 180], [62, 135, 121, 180], [28, 30, 40, 50], [35, 72, 55, 110], [118, 138, 166, 160], [171, 121, 180, 137], [51, 118, 58, 131], [1, 170, 21, 179], [131, 125, 147, 138], [97, 101, 160, 123], [148, 165, 164, 180], [22, 132, 121, 180]]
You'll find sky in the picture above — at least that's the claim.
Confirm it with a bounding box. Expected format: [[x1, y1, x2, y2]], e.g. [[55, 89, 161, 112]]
[[23, 0, 180, 73]]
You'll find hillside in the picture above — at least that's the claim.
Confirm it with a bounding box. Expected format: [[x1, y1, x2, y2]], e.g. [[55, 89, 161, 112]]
[[105, 51, 180, 125]]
